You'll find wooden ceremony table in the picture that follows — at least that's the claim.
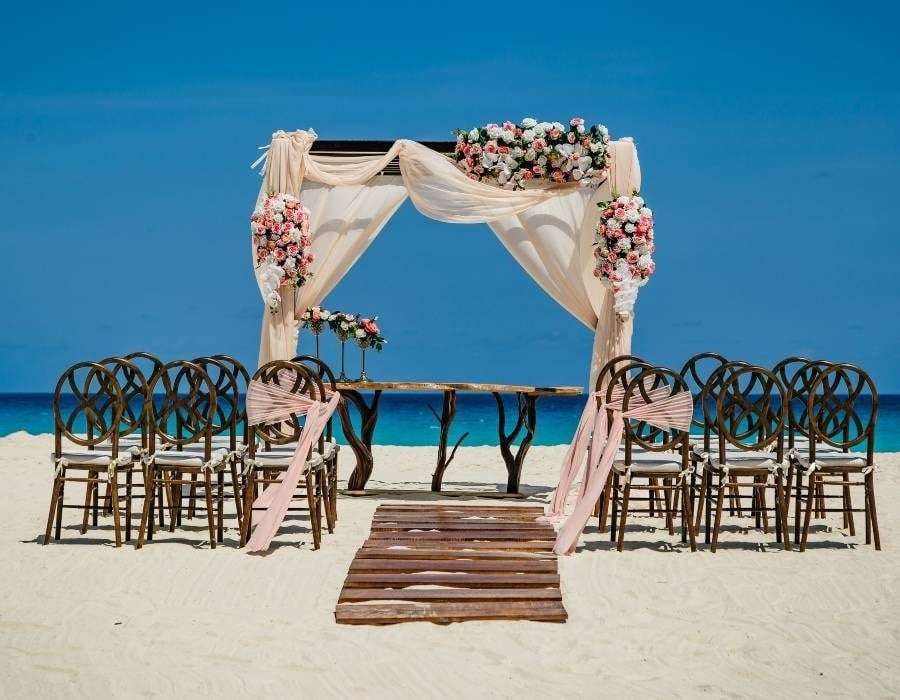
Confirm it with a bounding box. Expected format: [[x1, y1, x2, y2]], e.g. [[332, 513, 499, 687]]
[[334, 381, 582, 493]]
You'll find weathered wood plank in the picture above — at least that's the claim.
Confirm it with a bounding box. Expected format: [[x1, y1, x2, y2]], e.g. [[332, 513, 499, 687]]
[[355, 547, 556, 560], [340, 588, 562, 603], [335, 601, 568, 624], [361, 539, 555, 552], [371, 521, 551, 531], [349, 558, 556, 573], [343, 573, 560, 588], [367, 530, 555, 541]]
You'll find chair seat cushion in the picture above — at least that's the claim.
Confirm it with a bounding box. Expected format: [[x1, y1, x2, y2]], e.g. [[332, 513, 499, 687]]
[[56, 450, 135, 468], [795, 452, 869, 470], [614, 454, 686, 475], [250, 449, 324, 470], [260, 440, 337, 460], [150, 449, 229, 470]]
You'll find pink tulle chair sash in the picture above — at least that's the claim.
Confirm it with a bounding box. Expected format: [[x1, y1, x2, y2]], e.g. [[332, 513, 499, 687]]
[[244, 371, 341, 553], [544, 381, 693, 555]]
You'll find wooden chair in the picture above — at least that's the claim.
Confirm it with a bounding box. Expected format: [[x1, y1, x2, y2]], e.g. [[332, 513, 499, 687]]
[[606, 365, 697, 552], [44, 362, 132, 546], [293, 355, 340, 529], [794, 363, 880, 550], [136, 361, 226, 548], [239, 361, 328, 550], [695, 365, 791, 552]]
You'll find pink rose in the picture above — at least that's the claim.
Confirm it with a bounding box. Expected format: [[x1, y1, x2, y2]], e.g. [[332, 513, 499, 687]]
[[274, 248, 286, 261], [287, 268, 298, 278], [532, 165, 544, 176], [532, 138, 546, 152], [484, 141, 498, 154], [614, 208, 627, 221], [503, 121, 516, 132], [548, 128, 561, 140], [570, 117, 584, 127], [627, 251, 639, 263], [266, 241, 276, 251], [469, 144, 482, 156], [307, 252, 315, 262], [603, 208, 614, 218], [311, 311, 321, 322], [287, 244, 300, 256], [626, 199, 638, 209], [632, 235, 646, 245], [474, 165, 484, 174], [498, 145, 510, 155], [614, 229, 626, 239], [582, 137, 592, 149], [567, 132, 576, 143], [629, 265, 639, 276], [271, 222, 282, 234], [607, 252, 617, 263], [593, 268, 601, 278], [521, 169, 534, 180], [364, 321, 379, 334], [597, 224, 607, 235]]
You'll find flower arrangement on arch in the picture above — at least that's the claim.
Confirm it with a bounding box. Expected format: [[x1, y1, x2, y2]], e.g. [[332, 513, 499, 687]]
[[593, 194, 655, 317], [453, 118, 611, 190], [251, 192, 315, 313], [299, 306, 331, 335]]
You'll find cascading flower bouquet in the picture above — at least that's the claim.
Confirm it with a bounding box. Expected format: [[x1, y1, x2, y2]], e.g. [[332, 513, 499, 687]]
[[454, 117, 611, 190], [593, 194, 655, 317], [354, 316, 386, 351], [327, 311, 359, 342], [251, 192, 315, 313]]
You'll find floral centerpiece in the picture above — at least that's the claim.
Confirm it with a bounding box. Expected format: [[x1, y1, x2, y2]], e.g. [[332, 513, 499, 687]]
[[251, 192, 315, 313], [593, 194, 655, 317], [354, 317, 386, 351], [299, 306, 331, 335], [328, 311, 359, 342], [453, 118, 610, 190]]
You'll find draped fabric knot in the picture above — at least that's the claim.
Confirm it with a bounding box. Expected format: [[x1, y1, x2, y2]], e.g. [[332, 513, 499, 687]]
[[545, 382, 693, 555], [243, 371, 341, 553]]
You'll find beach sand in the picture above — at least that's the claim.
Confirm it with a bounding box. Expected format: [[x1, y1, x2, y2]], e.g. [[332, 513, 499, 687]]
[[1, 432, 898, 698]]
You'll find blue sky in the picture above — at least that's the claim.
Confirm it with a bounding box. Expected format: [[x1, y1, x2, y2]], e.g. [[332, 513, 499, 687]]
[[2, 0, 899, 391]]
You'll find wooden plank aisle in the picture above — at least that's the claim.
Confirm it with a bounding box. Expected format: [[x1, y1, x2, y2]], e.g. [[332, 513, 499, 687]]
[[334, 504, 567, 625]]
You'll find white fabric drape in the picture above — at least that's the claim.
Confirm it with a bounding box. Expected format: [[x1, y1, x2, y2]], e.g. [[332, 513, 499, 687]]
[[253, 130, 641, 384]]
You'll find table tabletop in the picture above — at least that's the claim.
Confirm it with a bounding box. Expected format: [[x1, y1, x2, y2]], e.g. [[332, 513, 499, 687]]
[[334, 380, 582, 396]]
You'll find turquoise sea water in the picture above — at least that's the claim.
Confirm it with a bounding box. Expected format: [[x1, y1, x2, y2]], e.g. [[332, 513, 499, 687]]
[[3, 392, 900, 451]]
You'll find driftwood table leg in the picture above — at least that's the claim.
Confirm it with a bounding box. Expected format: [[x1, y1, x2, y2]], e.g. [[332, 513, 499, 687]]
[[339, 389, 382, 491], [430, 390, 469, 492], [494, 392, 539, 493]]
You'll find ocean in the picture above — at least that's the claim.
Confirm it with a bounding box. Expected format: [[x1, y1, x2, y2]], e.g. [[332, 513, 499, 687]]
[[3, 392, 900, 451]]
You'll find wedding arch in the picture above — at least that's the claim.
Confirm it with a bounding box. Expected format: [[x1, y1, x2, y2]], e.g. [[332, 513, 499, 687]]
[[251, 128, 642, 387]]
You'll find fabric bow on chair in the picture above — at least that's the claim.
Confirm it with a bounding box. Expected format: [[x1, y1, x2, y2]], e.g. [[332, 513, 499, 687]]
[[547, 381, 693, 555], [243, 369, 341, 553]]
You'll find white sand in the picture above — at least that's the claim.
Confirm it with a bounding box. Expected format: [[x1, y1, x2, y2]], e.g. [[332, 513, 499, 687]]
[[2, 433, 899, 698]]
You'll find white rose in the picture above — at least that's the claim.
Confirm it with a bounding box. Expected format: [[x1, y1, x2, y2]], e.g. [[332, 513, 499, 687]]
[[283, 257, 296, 270], [504, 155, 517, 168], [521, 117, 537, 128], [524, 148, 536, 161], [598, 125, 609, 137], [497, 170, 509, 185], [522, 129, 535, 143], [633, 196, 645, 208], [589, 141, 602, 153], [340, 321, 349, 331], [607, 218, 621, 230], [617, 195, 630, 205], [468, 128, 479, 141], [619, 238, 632, 251], [321, 311, 331, 320], [271, 198, 285, 213], [533, 126, 545, 137], [273, 213, 284, 223], [637, 255, 652, 270], [290, 228, 301, 242], [627, 209, 640, 223], [481, 155, 494, 169], [537, 155, 547, 166], [576, 124, 585, 134], [572, 169, 583, 180], [502, 130, 516, 143], [641, 207, 653, 217], [552, 121, 565, 132], [578, 158, 592, 171], [252, 205, 263, 217], [487, 126, 502, 139], [355, 328, 366, 339], [624, 223, 636, 233], [510, 146, 524, 158]]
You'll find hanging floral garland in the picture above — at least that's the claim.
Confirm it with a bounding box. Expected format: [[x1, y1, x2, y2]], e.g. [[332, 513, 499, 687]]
[[593, 194, 655, 317], [454, 118, 610, 189], [250, 193, 315, 313]]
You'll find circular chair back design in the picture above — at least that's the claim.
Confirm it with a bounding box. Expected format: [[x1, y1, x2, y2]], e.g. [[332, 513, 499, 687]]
[[594, 354, 648, 394], [807, 363, 878, 463], [147, 361, 217, 449], [785, 360, 833, 447], [53, 362, 124, 452], [715, 365, 787, 459], [99, 357, 150, 443], [680, 352, 729, 433], [123, 352, 164, 387], [193, 357, 241, 440], [210, 354, 250, 426]]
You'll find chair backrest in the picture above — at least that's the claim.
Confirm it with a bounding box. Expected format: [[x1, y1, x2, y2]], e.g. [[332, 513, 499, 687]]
[[715, 365, 787, 461], [147, 361, 217, 453], [680, 352, 728, 432], [807, 363, 877, 465], [53, 361, 124, 456], [699, 360, 752, 451], [193, 357, 241, 447], [617, 366, 691, 464], [772, 356, 814, 391], [249, 361, 327, 450], [123, 352, 164, 386], [99, 357, 150, 444], [594, 354, 649, 395], [210, 355, 250, 426], [785, 359, 833, 447]]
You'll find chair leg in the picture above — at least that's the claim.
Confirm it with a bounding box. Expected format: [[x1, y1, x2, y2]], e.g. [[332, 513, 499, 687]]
[[329, 460, 338, 526], [135, 468, 156, 549], [664, 479, 675, 535], [598, 472, 613, 533], [694, 470, 708, 533], [776, 477, 791, 551], [711, 481, 726, 553], [110, 472, 122, 548], [203, 471, 216, 549], [125, 468, 133, 543], [81, 471, 96, 534], [681, 480, 697, 552], [319, 468, 334, 535], [230, 459, 243, 525], [306, 471, 321, 550], [44, 474, 63, 545], [54, 477, 65, 540], [217, 470, 225, 543], [758, 479, 769, 534], [792, 467, 802, 545], [610, 472, 619, 543], [800, 474, 816, 552], [616, 479, 631, 552], [866, 472, 881, 551], [239, 469, 256, 548], [843, 471, 855, 535]]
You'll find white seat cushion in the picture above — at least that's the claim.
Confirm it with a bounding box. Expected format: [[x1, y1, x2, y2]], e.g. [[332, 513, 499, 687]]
[[249, 450, 324, 470], [797, 452, 869, 469], [614, 453, 686, 475], [150, 449, 229, 470], [261, 440, 337, 460], [56, 450, 134, 468]]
